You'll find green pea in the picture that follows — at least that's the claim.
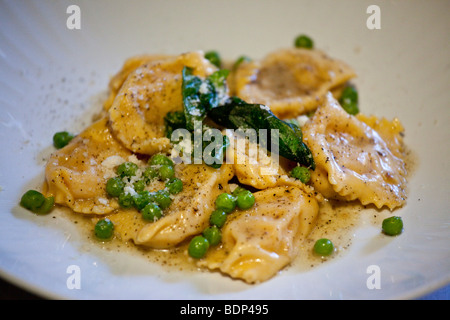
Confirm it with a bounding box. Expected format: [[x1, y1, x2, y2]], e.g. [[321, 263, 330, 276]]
[[20, 190, 55, 214], [141, 203, 162, 222], [203, 226, 221, 246], [188, 235, 210, 259], [53, 131, 74, 149], [339, 86, 359, 115], [143, 166, 159, 183], [116, 162, 139, 178], [236, 190, 255, 210], [313, 238, 334, 256], [133, 190, 153, 210], [149, 154, 174, 167], [290, 166, 311, 183], [294, 34, 314, 49], [233, 55, 251, 70], [118, 192, 134, 208], [20, 190, 46, 211], [133, 180, 146, 193], [209, 209, 227, 228], [204, 51, 221, 68], [231, 186, 247, 197], [382, 216, 403, 236], [159, 164, 175, 180], [215, 193, 236, 213], [35, 196, 55, 214], [106, 177, 125, 197], [153, 189, 172, 209], [94, 218, 114, 239], [165, 178, 183, 194]]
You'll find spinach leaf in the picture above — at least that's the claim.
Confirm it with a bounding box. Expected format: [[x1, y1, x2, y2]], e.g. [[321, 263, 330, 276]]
[[182, 67, 209, 131], [181, 67, 229, 131], [208, 99, 315, 169], [207, 69, 229, 91], [177, 67, 314, 169]]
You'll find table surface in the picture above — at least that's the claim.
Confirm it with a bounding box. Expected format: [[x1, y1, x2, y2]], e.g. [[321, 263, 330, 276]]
[[0, 276, 448, 300]]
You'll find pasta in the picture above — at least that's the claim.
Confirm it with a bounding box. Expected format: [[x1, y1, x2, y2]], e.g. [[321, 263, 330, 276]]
[[108, 52, 216, 155], [134, 163, 234, 248], [44, 117, 132, 214], [230, 48, 356, 118], [302, 92, 407, 210], [199, 186, 319, 283], [38, 43, 409, 284]]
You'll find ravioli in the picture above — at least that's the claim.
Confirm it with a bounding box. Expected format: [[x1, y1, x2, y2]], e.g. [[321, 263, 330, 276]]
[[44, 117, 133, 214], [199, 185, 319, 283], [224, 130, 292, 190], [103, 54, 172, 111], [108, 51, 217, 155], [302, 93, 407, 209], [230, 48, 356, 118], [133, 163, 234, 248], [356, 114, 405, 159]]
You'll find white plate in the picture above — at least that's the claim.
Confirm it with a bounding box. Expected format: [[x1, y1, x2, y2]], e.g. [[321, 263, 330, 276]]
[[0, 0, 449, 300]]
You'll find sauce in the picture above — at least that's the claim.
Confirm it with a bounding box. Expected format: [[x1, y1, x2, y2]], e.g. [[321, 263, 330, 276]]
[[49, 197, 400, 280], [292, 200, 377, 271], [52, 207, 200, 273], [43, 133, 417, 283]]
